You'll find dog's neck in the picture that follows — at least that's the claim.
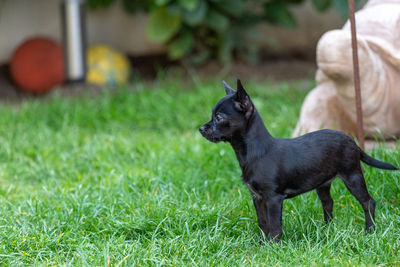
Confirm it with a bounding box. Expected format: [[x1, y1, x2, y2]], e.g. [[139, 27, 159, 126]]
[[229, 109, 274, 178]]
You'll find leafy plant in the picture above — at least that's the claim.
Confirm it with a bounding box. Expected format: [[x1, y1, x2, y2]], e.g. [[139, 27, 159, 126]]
[[87, 0, 367, 63]]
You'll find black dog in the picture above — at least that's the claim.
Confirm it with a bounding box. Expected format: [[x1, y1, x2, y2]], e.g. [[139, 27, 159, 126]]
[[199, 79, 398, 242]]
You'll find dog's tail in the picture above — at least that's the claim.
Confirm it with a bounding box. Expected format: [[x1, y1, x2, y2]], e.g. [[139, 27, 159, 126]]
[[360, 149, 398, 170]]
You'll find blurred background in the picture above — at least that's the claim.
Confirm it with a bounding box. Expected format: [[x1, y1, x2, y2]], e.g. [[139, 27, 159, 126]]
[[0, 0, 366, 98]]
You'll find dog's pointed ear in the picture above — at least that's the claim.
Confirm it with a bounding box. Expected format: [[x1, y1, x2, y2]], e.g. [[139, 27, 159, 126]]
[[234, 79, 254, 119], [222, 80, 235, 95], [236, 79, 248, 100]]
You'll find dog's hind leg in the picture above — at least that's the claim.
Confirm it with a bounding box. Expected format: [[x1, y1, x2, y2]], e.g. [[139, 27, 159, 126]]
[[340, 171, 376, 231], [316, 183, 334, 223]]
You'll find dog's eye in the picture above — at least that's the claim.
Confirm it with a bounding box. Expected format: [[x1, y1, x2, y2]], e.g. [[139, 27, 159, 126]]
[[215, 114, 223, 122]]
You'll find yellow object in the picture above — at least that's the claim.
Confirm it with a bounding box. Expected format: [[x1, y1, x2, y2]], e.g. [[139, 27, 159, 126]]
[[86, 45, 131, 85]]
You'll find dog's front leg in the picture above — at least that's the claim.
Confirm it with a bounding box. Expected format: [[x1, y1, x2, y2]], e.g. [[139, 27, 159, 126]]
[[252, 198, 269, 238], [264, 193, 285, 242]]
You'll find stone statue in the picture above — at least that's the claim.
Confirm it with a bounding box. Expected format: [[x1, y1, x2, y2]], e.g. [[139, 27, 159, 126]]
[[293, 0, 400, 139]]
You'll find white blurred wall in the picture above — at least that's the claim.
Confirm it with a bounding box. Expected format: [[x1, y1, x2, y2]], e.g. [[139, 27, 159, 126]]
[[0, 0, 345, 64], [0, 0, 164, 64]]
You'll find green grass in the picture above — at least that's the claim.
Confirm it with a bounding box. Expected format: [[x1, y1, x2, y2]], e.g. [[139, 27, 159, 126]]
[[0, 78, 399, 266]]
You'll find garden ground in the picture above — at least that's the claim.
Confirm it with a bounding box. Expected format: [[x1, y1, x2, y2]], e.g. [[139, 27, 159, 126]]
[[0, 76, 399, 265]]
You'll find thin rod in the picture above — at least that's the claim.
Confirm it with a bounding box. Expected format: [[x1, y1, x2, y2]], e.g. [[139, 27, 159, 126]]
[[348, 0, 365, 149]]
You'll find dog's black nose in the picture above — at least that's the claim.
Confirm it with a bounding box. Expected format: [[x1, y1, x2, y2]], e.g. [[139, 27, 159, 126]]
[[199, 125, 205, 133]]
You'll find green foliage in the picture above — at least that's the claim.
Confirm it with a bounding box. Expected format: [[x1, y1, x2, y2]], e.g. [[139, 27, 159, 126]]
[[147, 6, 182, 42], [177, 0, 198, 11], [329, 0, 366, 18], [122, 0, 152, 13], [311, 0, 331, 12], [264, 1, 296, 29], [183, 0, 208, 26], [206, 9, 229, 32], [0, 78, 399, 265], [87, 0, 367, 62], [87, 0, 114, 9], [332, 0, 350, 17], [167, 31, 194, 59]]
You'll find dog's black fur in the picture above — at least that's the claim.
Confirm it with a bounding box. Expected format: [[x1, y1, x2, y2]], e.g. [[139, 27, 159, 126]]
[[199, 79, 398, 242]]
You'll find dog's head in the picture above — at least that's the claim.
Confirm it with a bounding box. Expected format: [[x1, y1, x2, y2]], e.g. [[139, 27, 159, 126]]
[[199, 79, 254, 143]]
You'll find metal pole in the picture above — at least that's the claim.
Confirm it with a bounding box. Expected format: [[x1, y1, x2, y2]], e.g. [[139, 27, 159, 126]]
[[61, 0, 87, 82], [348, 0, 365, 149]]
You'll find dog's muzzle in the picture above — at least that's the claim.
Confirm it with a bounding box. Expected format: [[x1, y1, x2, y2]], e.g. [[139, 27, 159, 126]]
[[199, 124, 212, 140], [199, 125, 207, 135], [199, 124, 226, 143]]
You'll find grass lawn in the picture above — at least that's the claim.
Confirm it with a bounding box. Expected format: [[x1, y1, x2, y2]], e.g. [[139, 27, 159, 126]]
[[0, 78, 399, 266]]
